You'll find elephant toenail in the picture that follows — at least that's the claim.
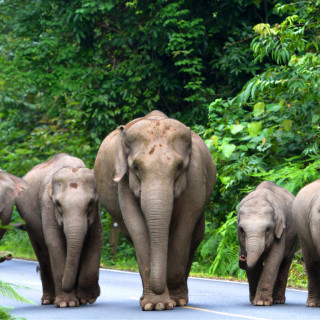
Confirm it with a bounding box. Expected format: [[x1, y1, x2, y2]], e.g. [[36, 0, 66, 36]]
[[144, 303, 153, 311], [167, 302, 174, 310], [155, 302, 165, 311], [69, 301, 76, 307], [60, 302, 67, 308]]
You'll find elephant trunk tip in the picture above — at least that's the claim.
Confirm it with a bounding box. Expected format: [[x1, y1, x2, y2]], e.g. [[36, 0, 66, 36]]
[[151, 280, 166, 295], [246, 256, 259, 270], [62, 277, 74, 293]]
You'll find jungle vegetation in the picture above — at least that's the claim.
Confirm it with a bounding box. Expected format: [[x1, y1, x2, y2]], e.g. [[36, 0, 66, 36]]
[[0, 0, 319, 292]]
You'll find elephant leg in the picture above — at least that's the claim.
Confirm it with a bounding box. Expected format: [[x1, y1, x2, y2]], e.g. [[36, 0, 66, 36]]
[[118, 180, 175, 311], [305, 260, 320, 307], [253, 237, 285, 306], [273, 254, 294, 304], [27, 231, 55, 305], [246, 260, 263, 304], [167, 207, 205, 307], [76, 216, 103, 305]]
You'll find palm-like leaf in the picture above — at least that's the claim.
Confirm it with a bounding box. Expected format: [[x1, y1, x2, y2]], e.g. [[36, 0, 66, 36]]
[[0, 281, 34, 304]]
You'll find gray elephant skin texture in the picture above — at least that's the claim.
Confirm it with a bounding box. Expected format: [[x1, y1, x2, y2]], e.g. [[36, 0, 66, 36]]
[[94, 110, 216, 311], [16, 154, 103, 308], [237, 181, 298, 306], [292, 179, 320, 307], [0, 171, 28, 261]]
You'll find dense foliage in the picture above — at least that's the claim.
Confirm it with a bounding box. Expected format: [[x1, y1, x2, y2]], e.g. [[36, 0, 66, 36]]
[[0, 0, 319, 285]]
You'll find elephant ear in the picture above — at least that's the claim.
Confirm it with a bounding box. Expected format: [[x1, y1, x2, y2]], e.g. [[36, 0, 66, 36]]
[[47, 183, 53, 198], [271, 198, 286, 239], [0, 172, 29, 199], [113, 126, 128, 182]]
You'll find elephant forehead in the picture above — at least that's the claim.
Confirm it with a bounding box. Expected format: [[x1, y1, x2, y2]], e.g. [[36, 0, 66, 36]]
[[239, 199, 274, 216], [53, 167, 95, 187], [125, 118, 190, 142]]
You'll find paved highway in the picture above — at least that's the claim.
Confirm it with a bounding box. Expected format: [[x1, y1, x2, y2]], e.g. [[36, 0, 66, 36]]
[[0, 259, 318, 319]]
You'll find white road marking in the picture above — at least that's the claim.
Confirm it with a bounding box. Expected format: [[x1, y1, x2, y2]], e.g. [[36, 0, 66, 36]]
[[183, 306, 271, 320]]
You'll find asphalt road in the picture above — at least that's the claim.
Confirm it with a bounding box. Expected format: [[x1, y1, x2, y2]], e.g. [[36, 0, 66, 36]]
[[0, 259, 318, 320]]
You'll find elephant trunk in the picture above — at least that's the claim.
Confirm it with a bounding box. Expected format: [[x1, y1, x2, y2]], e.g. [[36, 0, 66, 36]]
[[245, 235, 265, 269], [141, 182, 173, 295], [62, 218, 87, 292]]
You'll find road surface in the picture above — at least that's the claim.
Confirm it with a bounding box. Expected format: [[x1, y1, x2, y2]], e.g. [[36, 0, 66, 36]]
[[0, 259, 318, 319]]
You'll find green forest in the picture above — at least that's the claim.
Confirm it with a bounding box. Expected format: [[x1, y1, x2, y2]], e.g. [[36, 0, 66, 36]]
[[0, 0, 319, 289]]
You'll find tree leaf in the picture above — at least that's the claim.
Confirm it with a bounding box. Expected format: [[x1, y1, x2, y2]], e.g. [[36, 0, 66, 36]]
[[282, 119, 293, 131], [248, 122, 262, 137], [253, 102, 265, 117], [230, 124, 244, 135], [221, 143, 236, 158]]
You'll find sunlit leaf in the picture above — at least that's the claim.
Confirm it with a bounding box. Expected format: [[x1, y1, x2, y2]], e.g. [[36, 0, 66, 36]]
[[248, 122, 262, 137], [221, 144, 236, 158], [230, 124, 245, 135], [253, 102, 265, 117], [282, 119, 293, 131]]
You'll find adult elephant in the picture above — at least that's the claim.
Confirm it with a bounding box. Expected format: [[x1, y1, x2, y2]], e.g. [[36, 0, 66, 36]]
[[292, 179, 320, 307], [94, 110, 216, 311], [0, 170, 28, 262], [16, 154, 102, 307]]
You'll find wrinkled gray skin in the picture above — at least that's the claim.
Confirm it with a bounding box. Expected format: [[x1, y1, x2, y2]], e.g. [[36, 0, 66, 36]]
[[237, 181, 297, 306], [94, 111, 216, 311], [292, 179, 320, 307], [0, 170, 28, 248], [16, 154, 103, 308]]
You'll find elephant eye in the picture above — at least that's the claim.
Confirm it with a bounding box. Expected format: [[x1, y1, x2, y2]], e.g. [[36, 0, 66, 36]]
[[239, 226, 245, 234], [132, 163, 139, 172], [87, 199, 94, 210], [266, 226, 271, 232], [177, 162, 183, 171], [55, 200, 62, 213]]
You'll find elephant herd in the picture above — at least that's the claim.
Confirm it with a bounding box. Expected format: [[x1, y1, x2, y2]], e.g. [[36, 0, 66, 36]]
[[0, 110, 319, 311]]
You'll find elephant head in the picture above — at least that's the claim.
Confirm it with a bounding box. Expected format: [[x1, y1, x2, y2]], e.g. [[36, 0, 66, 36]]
[[0, 171, 28, 241], [237, 190, 286, 269], [47, 167, 99, 292], [114, 113, 192, 294]]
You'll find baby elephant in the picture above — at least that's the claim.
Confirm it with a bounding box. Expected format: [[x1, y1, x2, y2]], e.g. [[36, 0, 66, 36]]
[[293, 179, 320, 307], [16, 154, 103, 307], [0, 170, 28, 261], [237, 181, 297, 306]]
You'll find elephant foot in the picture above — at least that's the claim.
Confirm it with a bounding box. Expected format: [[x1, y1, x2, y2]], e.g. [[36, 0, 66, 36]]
[[273, 296, 285, 304], [54, 293, 80, 308], [306, 297, 320, 307], [77, 283, 100, 305], [140, 289, 176, 311], [169, 286, 189, 306], [252, 296, 273, 306], [41, 293, 55, 305]]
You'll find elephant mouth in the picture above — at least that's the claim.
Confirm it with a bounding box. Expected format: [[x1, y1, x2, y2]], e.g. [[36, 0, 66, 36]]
[[239, 255, 247, 269]]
